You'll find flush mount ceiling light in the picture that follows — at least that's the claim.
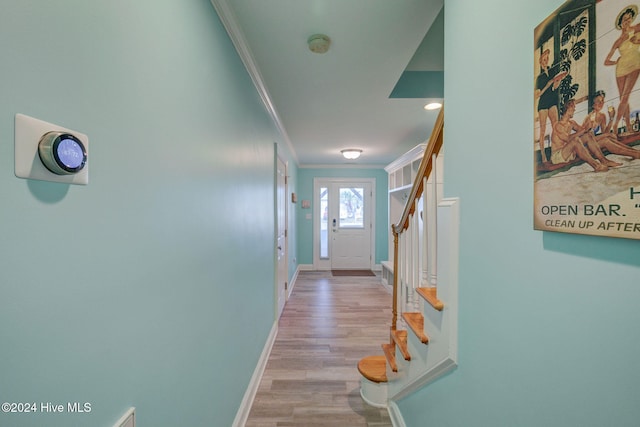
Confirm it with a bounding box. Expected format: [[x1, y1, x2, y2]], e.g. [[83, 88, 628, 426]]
[[308, 34, 331, 54], [424, 102, 443, 110], [341, 149, 362, 160]]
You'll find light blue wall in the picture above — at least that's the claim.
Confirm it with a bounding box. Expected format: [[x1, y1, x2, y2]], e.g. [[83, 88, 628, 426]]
[[398, 1, 640, 426], [0, 1, 284, 426], [297, 167, 388, 266]]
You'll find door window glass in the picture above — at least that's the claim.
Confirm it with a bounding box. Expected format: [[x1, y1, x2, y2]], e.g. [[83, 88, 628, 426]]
[[320, 187, 329, 259], [339, 187, 364, 229]]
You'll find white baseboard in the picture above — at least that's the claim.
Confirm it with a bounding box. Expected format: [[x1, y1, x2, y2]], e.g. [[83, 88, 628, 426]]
[[288, 265, 300, 299], [387, 400, 407, 427], [232, 321, 278, 427]]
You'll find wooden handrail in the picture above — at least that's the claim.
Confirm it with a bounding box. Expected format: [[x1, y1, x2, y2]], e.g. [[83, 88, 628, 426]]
[[391, 108, 444, 332], [393, 108, 444, 235]]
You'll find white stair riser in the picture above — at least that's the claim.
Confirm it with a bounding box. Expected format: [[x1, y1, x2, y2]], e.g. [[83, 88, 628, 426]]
[[359, 377, 388, 408]]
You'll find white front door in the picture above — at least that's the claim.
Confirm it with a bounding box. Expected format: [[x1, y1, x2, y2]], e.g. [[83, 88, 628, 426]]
[[314, 179, 374, 270], [276, 155, 287, 318]]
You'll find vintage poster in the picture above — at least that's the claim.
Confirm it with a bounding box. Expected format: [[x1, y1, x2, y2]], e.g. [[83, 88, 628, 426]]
[[534, 0, 640, 239]]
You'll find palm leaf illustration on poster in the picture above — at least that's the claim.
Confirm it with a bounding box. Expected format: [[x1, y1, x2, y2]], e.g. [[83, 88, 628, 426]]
[[534, 0, 640, 239]]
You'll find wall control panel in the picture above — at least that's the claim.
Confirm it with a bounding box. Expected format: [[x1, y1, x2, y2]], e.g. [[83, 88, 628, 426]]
[[15, 114, 89, 185]]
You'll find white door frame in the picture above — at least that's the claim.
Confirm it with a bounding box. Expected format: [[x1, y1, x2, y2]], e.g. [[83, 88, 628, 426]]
[[275, 151, 288, 319], [313, 177, 375, 270]]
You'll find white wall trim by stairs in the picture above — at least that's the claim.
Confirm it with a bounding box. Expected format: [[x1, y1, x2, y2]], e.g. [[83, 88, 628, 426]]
[[112, 407, 136, 427], [232, 321, 278, 427], [387, 400, 407, 427], [390, 357, 457, 402]]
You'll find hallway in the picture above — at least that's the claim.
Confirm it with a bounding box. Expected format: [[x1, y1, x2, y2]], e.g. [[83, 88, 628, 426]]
[[246, 271, 393, 426]]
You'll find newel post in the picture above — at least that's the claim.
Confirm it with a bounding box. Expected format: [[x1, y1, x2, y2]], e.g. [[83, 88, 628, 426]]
[[391, 228, 399, 333]]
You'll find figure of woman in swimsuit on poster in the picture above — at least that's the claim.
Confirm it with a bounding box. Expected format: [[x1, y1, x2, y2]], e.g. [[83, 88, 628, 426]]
[[535, 48, 566, 163], [604, 5, 640, 132]]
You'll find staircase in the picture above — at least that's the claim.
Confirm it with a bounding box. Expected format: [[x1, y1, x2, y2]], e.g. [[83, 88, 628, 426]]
[[357, 109, 459, 410]]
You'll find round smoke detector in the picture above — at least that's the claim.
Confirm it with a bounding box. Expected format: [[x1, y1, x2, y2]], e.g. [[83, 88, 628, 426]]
[[308, 34, 331, 54]]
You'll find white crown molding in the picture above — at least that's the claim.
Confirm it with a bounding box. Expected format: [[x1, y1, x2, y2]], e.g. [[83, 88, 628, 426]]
[[210, 0, 299, 165], [384, 143, 427, 173]]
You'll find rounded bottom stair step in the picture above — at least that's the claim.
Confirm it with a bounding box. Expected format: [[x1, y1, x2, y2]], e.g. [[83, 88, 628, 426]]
[[357, 355, 388, 408], [358, 355, 388, 383]]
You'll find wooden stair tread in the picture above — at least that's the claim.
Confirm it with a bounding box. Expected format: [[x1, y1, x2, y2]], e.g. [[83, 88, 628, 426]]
[[357, 355, 388, 383], [416, 287, 444, 311], [391, 329, 411, 361], [381, 343, 398, 372], [403, 312, 429, 344]]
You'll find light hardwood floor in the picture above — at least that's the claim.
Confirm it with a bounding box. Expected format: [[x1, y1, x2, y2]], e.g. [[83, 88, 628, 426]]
[[245, 271, 393, 427]]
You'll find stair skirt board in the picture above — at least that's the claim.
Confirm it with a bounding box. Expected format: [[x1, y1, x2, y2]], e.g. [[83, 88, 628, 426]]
[[359, 376, 388, 408], [389, 356, 458, 401], [112, 407, 135, 427], [387, 400, 408, 427]]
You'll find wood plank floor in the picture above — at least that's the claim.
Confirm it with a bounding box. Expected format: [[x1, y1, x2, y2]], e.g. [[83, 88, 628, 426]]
[[245, 271, 393, 427]]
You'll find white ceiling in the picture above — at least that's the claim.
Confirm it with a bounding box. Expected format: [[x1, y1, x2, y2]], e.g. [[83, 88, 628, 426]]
[[211, 0, 444, 166]]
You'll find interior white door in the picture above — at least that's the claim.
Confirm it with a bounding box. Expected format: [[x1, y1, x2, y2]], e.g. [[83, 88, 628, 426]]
[[276, 156, 287, 318], [330, 182, 372, 270]]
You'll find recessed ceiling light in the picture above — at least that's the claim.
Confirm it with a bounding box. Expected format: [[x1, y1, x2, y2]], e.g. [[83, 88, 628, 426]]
[[424, 102, 442, 110]]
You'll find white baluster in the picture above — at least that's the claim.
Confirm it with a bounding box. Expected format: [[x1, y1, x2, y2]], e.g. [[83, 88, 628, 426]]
[[428, 154, 438, 286], [403, 223, 412, 313], [421, 179, 429, 287], [398, 231, 406, 329], [411, 202, 420, 311]]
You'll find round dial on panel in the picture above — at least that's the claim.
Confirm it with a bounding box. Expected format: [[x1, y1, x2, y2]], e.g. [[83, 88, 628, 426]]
[[38, 131, 87, 175]]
